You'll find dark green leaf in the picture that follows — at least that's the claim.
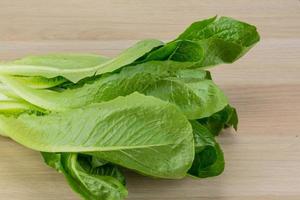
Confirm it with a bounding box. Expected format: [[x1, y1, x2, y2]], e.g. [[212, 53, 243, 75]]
[[140, 16, 260, 68], [42, 152, 128, 200], [198, 104, 238, 136], [188, 121, 224, 178]]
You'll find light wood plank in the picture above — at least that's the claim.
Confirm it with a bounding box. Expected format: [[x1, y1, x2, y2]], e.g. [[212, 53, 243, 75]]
[[0, 0, 299, 41]]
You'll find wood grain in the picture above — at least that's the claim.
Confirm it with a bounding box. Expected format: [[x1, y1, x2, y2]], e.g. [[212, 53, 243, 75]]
[[0, 0, 299, 199]]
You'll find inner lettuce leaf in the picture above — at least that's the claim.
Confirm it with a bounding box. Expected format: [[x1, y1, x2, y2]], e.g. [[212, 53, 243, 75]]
[[0, 53, 111, 89], [42, 152, 128, 200], [0, 83, 21, 100], [0, 40, 163, 82], [0, 62, 227, 119], [144, 77, 228, 119], [0, 61, 198, 111], [0, 100, 42, 115], [0, 92, 194, 179], [11, 76, 67, 89]]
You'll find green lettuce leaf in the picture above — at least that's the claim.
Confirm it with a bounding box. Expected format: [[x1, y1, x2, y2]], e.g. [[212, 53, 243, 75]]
[[0, 92, 194, 179], [0, 84, 21, 100], [42, 152, 128, 200], [139, 16, 260, 67], [0, 40, 163, 82], [0, 53, 111, 90], [0, 62, 227, 119], [188, 105, 238, 178], [0, 61, 195, 111], [188, 121, 224, 178], [2, 53, 110, 84], [0, 100, 39, 114], [198, 104, 238, 136], [144, 77, 228, 119], [12, 76, 66, 89]]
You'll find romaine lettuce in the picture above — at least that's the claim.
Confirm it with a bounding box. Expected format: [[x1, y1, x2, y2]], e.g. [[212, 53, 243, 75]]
[[0, 16, 259, 200]]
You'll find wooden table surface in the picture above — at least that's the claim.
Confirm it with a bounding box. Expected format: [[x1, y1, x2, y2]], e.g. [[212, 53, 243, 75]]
[[0, 0, 299, 199]]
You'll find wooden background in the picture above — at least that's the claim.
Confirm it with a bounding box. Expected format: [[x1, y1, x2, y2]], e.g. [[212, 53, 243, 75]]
[[0, 0, 299, 199]]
